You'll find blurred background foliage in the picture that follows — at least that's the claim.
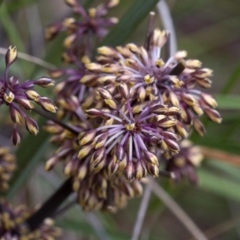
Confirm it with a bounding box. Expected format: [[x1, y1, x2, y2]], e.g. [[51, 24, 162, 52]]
[[1, 0, 240, 239]]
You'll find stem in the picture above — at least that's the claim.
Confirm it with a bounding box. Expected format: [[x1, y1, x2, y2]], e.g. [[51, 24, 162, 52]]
[[52, 197, 77, 218], [144, 12, 155, 51], [32, 108, 79, 135], [131, 183, 152, 240], [157, 0, 177, 56], [0, 47, 55, 70], [26, 178, 73, 231], [149, 178, 208, 240]]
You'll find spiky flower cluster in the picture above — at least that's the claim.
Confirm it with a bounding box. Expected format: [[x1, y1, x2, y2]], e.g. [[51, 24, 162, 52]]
[[45, 0, 119, 59], [46, 0, 120, 119], [0, 147, 16, 191], [166, 141, 203, 184], [44, 10, 221, 211], [0, 200, 61, 240], [44, 120, 142, 211], [84, 28, 221, 136], [0, 46, 57, 146]]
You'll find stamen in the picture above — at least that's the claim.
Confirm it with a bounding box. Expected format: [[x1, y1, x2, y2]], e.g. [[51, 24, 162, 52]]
[[96, 124, 122, 131], [106, 136, 121, 154], [104, 113, 122, 122], [128, 135, 133, 161], [118, 108, 131, 123], [133, 134, 141, 159], [105, 130, 124, 146], [136, 134, 147, 151]]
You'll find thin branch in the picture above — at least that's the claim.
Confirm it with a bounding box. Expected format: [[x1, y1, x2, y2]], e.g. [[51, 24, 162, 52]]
[[85, 213, 111, 240], [0, 47, 55, 70], [32, 108, 79, 135], [149, 178, 208, 240], [25, 178, 73, 231], [201, 146, 240, 167], [188, 215, 240, 240], [131, 182, 152, 240], [37, 167, 110, 240], [157, 0, 177, 56], [52, 197, 77, 218]]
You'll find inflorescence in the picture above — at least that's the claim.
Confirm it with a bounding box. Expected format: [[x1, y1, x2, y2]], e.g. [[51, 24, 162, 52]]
[[0, 200, 61, 240], [43, 7, 221, 211], [0, 46, 57, 146], [0, 0, 222, 237]]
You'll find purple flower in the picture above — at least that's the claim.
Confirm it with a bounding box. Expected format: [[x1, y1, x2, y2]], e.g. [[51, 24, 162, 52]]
[[0, 200, 61, 239], [166, 141, 203, 184], [45, 0, 119, 58], [0, 46, 57, 145], [0, 147, 16, 191], [84, 28, 221, 136]]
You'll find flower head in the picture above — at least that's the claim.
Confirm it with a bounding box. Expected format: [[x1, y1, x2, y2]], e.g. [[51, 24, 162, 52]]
[[84, 88, 180, 179], [0, 200, 61, 240], [0, 46, 57, 145], [0, 147, 16, 191], [84, 27, 221, 136], [44, 121, 142, 211], [166, 140, 203, 184], [45, 0, 119, 57], [73, 170, 142, 211]]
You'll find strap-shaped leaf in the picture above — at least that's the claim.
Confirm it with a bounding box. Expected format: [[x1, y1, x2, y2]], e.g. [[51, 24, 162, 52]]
[[101, 0, 160, 46]]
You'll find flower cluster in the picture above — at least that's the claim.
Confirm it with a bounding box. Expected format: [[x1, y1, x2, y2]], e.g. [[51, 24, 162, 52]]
[[0, 46, 57, 146], [44, 9, 221, 212], [44, 120, 142, 211], [84, 28, 221, 136], [45, 0, 119, 58], [0, 200, 61, 240], [0, 147, 16, 191], [166, 141, 203, 184]]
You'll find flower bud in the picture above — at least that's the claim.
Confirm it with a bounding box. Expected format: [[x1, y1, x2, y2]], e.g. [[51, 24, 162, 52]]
[[16, 98, 34, 110], [11, 129, 21, 146], [204, 108, 222, 123], [5, 46, 17, 67], [3, 90, 15, 103], [64, 0, 78, 7], [38, 97, 57, 113], [107, 0, 119, 8], [125, 161, 135, 180], [25, 90, 40, 101], [145, 151, 158, 165], [193, 118, 205, 136], [35, 77, 55, 87], [77, 164, 88, 180], [78, 145, 92, 160], [98, 88, 113, 99], [25, 117, 39, 135], [93, 132, 109, 149], [80, 130, 96, 146], [9, 106, 22, 124], [45, 157, 58, 171], [132, 181, 143, 196]]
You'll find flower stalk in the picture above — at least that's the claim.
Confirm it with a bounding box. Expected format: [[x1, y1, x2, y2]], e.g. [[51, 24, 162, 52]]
[[25, 178, 73, 231]]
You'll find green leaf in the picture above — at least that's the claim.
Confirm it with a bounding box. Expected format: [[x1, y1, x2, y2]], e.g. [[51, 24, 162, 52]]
[[6, 118, 49, 200], [215, 94, 240, 110], [221, 63, 240, 94], [0, 3, 30, 76], [193, 137, 240, 155], [101, 0, 159, 46], [6, 0, 38, 13], [199, 168, 240, 201]]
